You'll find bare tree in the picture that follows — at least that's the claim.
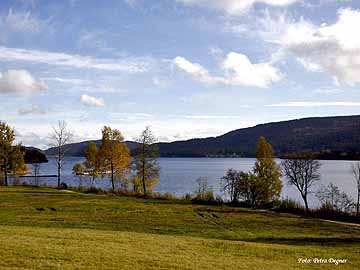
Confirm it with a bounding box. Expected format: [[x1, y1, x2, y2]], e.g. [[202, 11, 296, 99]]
[[316, 183, 354, 213], [195, 176, 213, 201], [281, 153, 321, 214], [351, 163, 360, 216], [50, 121, 73, 187]]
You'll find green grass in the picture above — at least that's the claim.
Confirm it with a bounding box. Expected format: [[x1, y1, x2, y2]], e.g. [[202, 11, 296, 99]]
[[0, 186, 359, 269]]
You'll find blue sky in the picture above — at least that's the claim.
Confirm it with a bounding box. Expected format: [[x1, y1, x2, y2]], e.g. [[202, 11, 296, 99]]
[[1, 0, 360, 148]]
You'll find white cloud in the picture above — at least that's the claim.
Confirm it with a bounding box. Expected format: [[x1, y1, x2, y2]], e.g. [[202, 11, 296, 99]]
[[80, 94, 105, 107], [261, 8, 360, 86], [3, 8, 48, 33], [266, 101, 360, 107], [177, 0, 298, 15], [174, 56, 226, 84], [152, 77, 171, 88], [0, 46, 152, 73], [18, 104, 47, 115], [0, 69, 47, 93], [174, 52, 282, 88], [43, 77, 89, 85], [222, 52, 283, 87]]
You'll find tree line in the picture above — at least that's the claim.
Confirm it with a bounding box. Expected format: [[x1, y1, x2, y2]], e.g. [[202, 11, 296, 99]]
[[72, 125, 160, 196], [1, 120, 359, 216], [218, 136, 360, 216], [0, 120, 160, 197]]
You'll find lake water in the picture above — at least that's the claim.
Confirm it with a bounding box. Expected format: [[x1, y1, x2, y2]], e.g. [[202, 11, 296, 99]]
[[11, 157, 359, 208]]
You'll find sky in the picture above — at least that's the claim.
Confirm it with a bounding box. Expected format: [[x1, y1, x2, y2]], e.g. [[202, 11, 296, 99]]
[[1, 0, 360, 149]]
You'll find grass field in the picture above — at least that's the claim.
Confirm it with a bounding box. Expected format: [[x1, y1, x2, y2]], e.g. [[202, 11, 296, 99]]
[[0, 187, 359, 269]]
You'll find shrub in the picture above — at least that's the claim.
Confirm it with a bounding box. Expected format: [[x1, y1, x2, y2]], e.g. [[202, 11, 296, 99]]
[[316, 183, 355, 214], [160, 192, 175, 200], [182, 193, 192, 201], [215, 195, 224, 205], [84, 186, 105, 194], [192, 190, 215, 204], [274, 198, 305, 214], [58, 182, 68, 190]]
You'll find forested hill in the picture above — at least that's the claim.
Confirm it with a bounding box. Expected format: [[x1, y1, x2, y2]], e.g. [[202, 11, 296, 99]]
[[45, 140, 140, 157], [156, 115, 360, 158], [44, 115, 360, 159]]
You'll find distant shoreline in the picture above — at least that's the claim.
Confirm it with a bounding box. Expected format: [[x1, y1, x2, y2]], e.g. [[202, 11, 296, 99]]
[[44, 155, 360, 161]]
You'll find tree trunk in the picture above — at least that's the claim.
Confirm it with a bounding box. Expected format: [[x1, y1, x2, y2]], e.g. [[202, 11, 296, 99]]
[[357, 188, 360, 216], [111, 162, 115, 192], [91, 173, 95, 187], [4, 169, 8, 187], [57, 160, 61, 187], [302, 195, 309, 215], [142, 159, 146, 197], [142, 143, 146, 197]]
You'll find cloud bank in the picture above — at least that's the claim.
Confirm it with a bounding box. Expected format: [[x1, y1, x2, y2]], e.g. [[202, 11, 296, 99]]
[[260, 8, 360, 86]]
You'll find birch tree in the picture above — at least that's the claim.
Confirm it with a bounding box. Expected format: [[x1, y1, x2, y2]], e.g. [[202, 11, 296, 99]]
[[99, 126, 131, 192], [50, 121, 73, 187], [133, 127, 160, 197]]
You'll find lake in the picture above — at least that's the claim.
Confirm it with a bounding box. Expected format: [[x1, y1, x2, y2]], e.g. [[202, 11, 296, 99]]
[[12, 157, 359, 208]]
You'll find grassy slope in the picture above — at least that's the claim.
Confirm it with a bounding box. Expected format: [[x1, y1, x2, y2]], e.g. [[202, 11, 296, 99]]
[[0, 187, 359, 270]]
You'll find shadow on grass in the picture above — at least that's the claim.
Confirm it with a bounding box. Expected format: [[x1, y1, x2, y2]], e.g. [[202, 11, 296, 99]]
[[242, 236, 360, 246]]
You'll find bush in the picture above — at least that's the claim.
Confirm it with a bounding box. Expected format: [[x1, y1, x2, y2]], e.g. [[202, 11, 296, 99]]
[[58, 182, 68, 190], [274, 198, 305, 214], [192, 190, 216, 204], [182, 193, 192, 201], [215, 195, 224, 205], [159, 192, 175, 200], [84, 186, 105, 194]]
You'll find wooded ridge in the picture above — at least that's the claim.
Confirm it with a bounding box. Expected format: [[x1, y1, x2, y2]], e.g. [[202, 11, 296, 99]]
[[44, 115, 360, 159]]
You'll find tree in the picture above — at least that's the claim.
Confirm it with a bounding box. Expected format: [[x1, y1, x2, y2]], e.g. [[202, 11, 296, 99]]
[[316, 183, 354, 213], [84, 142, 100, 187], [0, 121, 27, 186], [253, 136, 282, 206], [351, 163, 360, 216], [99, 126, 131, 192], [23, 148, 48, 186], [282, 152, 321, 214], [133, 127, 160, 197], [238, 171, 262, 207], [195, 176, 214, 201], [221, 169, 267, 206], [50, 121, 73, 187], [221, 169, 241, 203], [72, 163, 84, 187]]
